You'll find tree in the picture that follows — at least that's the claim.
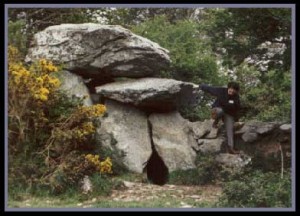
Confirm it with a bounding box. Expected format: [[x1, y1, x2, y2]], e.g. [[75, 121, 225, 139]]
[[132, 15, 224, 84], [203, 8, 291, 71], [103, 8, 200, 27]]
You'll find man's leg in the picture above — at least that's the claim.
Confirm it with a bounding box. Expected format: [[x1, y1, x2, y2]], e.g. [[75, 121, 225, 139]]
[[211, 107, 224, 128], [224, 113, 239, 154]]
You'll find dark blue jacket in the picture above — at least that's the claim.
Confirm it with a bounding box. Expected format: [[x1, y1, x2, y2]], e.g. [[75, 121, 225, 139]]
[[200, 84, 240, 117]]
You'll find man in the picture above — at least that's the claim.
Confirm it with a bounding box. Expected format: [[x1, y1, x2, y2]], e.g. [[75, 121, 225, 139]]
[[199, 82, 241, 154]]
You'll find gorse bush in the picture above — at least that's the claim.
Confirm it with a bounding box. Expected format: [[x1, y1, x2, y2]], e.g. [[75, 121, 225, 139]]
[[8, 46, 110, 194], [8, 46, 61, 154]]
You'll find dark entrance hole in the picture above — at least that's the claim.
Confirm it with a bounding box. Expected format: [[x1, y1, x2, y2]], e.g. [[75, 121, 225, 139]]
[[144, 147, 169, 186]]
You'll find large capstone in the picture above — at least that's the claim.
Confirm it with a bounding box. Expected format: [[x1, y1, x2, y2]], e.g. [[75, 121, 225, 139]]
[[25, 23, 170, 81], [96, 78, 199, 112]]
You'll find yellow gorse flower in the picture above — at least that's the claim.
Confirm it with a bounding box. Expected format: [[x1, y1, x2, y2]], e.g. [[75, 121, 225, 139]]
[[48, 77, 61, 88], [33, 87, 50, 101], [40, 87, 50, 95], [36, 77, 44, 84], [78, 104, 107, 118], [82, 122, 95, 134], [39, 59, 58, 73], [100, 157, 113, 174], [9, 63, 31, 85], [8, 51, 61, 103], [8, 46, 19, 61], [74, 122, 95, 140], [85, 154, 113, 174]]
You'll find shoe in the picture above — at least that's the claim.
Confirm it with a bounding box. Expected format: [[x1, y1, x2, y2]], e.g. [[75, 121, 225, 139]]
[[234, 122, 244, 130], [211, 109, 217, 120], [227, 146, 240, 154], [212, 120, 219, 128]]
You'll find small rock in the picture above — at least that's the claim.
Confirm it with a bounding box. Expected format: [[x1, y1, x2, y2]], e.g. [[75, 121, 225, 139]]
[[242, 131, 258, 143], [123, 181, 135, 188], [280, 124, 291, 132], [189, 195, 201, 199], [234, 122, 244, 130], [205, 127, 218, 139], [256, 123, 276, 134], [181, 205, 193, 208], [80, 175, 93, 194]]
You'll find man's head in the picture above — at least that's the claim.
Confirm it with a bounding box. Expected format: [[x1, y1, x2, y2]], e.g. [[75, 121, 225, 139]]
[[227, 82, 240, 96]]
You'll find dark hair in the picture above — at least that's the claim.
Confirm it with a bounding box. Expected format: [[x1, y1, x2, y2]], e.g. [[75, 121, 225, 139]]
[[227, 82, 240, 91]]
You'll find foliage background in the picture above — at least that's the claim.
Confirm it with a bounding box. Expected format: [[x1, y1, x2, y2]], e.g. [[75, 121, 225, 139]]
[[8, 7, 291, 122], [7, 7, 292, 207]]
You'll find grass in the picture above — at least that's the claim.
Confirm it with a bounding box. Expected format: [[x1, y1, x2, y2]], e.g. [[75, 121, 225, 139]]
[[93, 197, 213, 208], [7, 173, 221, 209], [8, 193, 216, 209]]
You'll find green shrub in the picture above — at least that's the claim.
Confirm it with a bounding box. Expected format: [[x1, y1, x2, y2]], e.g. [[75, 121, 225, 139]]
[[89, 173, 114, 196], [217, 170, 291, 207], [8, 20, 28, 58], [168, 153, 220, 185], [235, 64, 291, 122], [179, 104, 211, 122], [168, 169, 203, 185]]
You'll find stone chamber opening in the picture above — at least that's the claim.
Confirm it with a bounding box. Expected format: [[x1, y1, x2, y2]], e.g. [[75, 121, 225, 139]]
[[144, 147, 169, 186], [143, 119, 169, 185]]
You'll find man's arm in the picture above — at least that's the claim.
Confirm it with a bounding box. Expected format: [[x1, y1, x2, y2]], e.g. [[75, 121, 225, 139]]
[[199, 84, 223, 97]]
